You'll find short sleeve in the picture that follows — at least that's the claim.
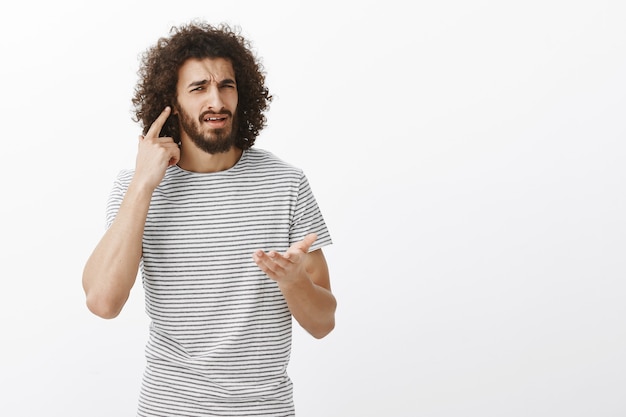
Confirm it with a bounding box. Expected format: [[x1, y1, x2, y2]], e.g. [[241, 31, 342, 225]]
[[104, 169, 134, 229], [289, 173, 332, 252]]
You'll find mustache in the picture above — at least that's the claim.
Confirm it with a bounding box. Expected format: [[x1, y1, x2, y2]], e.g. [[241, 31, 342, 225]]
[[199, 109, 233, 119]]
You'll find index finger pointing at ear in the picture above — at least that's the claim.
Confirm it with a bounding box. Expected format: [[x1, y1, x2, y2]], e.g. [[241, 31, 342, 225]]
[[145, 106, 172, 139]]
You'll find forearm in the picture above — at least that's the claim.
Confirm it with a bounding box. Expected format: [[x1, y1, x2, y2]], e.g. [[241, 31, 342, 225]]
[[279, 277, 337, 339], [82, 182, 153, 319]]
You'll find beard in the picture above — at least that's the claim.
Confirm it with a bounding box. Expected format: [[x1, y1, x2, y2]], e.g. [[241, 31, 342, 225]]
[[176, 105, 238, 154]]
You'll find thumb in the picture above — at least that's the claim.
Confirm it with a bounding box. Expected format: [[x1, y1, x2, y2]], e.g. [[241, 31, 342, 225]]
[[298, 233, 318, 253], [285, 233, 318, 261]]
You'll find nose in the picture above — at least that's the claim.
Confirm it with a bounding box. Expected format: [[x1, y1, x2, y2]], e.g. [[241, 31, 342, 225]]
[[204, 84, 225, 111]]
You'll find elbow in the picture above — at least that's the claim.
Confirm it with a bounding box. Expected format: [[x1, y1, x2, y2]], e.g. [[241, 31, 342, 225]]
[[310, 318, 335, 339], [85, 291, 125, 319], [82, 268, 130, 319], [310, 299, 337, 339]]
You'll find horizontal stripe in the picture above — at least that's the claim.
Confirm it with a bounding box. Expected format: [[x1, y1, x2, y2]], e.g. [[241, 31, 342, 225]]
[[106, 148, 330, 416]]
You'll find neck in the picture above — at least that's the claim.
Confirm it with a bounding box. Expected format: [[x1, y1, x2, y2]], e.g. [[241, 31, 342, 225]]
[[177, 143, 243, 173]]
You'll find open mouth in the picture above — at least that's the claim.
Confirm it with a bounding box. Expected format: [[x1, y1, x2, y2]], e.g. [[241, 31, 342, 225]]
[[201, 114, 229, 130], [204, 115, 227, 122]]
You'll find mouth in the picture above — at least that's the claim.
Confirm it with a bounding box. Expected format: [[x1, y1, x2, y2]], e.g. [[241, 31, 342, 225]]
[[203, 115, 227, 122], [201, 113, 229, 129], [200, 109, 231, 127]]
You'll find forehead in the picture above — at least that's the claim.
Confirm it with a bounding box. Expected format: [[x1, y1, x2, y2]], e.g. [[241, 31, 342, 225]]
[[177, 57, 235, 85]]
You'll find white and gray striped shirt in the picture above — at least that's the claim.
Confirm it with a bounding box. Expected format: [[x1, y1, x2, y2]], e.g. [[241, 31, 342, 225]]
[[105, 148, 332, 416]]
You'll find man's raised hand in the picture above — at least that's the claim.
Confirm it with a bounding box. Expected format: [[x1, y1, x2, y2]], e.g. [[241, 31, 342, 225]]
[[134, 107, 180, 191], [253, 233, 318, 284]]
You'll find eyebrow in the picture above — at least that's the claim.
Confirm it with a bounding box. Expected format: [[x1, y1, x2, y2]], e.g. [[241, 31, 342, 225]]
[[187, 78, 237, 88]]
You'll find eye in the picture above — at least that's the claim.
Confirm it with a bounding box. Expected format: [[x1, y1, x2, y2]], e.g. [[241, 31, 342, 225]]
[[191, 86, 205, 92]]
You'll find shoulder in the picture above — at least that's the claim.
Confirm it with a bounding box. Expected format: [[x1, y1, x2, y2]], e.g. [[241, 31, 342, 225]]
[[112, 168, 134, 189], [243, 148, 304, 176]]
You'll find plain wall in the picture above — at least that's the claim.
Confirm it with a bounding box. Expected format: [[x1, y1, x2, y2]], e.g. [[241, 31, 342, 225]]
[[1, 1, 624, 416]]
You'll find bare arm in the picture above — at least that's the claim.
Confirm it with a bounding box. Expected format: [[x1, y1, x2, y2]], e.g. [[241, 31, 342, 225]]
[[82, 183, 152, 319], [82, 107, 179, 319], [253, 234, 337, 339]]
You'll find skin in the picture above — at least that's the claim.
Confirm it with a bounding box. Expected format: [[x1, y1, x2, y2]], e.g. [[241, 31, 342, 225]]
[[174, 57, 242, 172], [82, 57, 336, 339]]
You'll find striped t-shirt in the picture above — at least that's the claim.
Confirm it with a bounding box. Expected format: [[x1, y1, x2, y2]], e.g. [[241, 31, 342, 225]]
[[105, 148, 332, 416]]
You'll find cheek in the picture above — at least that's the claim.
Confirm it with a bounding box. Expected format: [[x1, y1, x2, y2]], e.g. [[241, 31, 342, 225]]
[[226, 91, 238, 110]]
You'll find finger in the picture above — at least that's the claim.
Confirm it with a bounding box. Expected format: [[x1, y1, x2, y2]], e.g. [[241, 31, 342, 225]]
[[284, 233, 317, 261], [253, 251, 277, 273], [292, 233, 317, 254], [168, 147, 181, 166], [301, 233, 318, 251], [153, 140, 180, 165], [145, 106, 172, 139]]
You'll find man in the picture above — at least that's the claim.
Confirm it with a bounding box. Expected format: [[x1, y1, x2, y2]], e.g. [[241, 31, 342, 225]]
[[82, 21, 336, 416]]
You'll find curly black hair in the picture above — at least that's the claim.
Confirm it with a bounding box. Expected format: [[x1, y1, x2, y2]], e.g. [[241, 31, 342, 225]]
[[132, 21, 272, 149]]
